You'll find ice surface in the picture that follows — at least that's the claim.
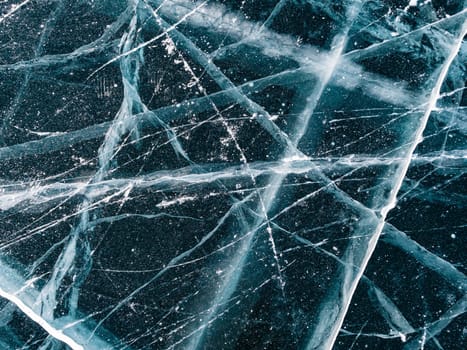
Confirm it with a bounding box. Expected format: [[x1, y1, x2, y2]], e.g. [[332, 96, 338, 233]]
[[0, 0, 466, 349]]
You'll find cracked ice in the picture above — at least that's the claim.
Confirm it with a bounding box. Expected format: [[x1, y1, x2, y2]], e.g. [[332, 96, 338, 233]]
[[0, 0, 466, 349]]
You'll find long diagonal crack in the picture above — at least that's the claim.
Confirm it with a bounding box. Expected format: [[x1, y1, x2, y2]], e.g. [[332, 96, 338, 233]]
[[305, 19, 467, 350]]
